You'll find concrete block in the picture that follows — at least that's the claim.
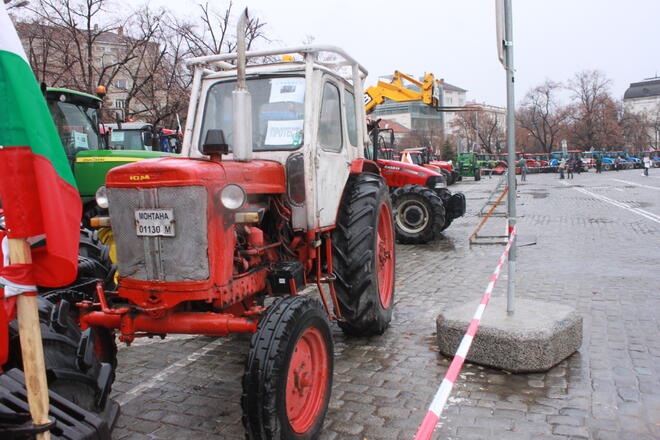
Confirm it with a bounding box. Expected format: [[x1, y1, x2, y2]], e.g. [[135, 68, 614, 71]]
[[436, 298, 582, 373]]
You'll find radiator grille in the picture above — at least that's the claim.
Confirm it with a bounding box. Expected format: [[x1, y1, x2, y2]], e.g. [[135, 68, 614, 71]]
[[107, 186, 209, 282]]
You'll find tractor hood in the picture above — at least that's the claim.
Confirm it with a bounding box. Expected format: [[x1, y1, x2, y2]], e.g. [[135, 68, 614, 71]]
[[74, 149, 178, 198], [379, 159, 441, 177], [106, 156, 286, 194], [430, 160, 454, 171]]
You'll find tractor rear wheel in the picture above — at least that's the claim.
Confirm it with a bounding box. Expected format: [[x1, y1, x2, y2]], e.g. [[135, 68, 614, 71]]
[[6, 296, 115, 413], [242, 296, 333, 440], [391, 184, 445, 245], [332, 173, 395, 336], [78, 228, 116, 289]]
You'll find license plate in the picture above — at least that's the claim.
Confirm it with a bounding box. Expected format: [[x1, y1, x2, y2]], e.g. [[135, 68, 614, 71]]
[[135, 209, 175, 237]]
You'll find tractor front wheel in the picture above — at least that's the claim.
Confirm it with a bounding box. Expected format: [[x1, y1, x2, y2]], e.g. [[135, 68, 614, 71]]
[[332, 173, 395, 336], [242, 296, 333, 440], [474, 167, 481, 181], [391, 184, 445, 245]]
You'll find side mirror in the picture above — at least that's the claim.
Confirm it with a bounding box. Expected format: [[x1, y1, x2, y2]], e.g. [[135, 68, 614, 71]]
[[202, 129, 229, 157]]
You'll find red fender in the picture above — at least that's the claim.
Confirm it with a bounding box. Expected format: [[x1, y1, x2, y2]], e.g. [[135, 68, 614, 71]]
[[350, 158, 381, 175]]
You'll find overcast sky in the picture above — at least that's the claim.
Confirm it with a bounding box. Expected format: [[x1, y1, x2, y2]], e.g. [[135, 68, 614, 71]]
[[155, 0, 659, 107]]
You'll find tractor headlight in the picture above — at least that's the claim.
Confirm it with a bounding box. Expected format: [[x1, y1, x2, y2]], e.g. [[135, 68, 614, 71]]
[[95, 185, 109, 209], [0, 213, 5, 230], [220, 184, 246, 210]]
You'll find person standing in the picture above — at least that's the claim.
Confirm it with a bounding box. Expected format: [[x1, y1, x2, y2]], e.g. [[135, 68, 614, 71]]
[[643, 154, 652, 176], [518, 157, 527, 182], [595, 157, 602, 173], [567, 159, 574, 179], [615, 156, 621, 171], [559, 157, 566, 179]]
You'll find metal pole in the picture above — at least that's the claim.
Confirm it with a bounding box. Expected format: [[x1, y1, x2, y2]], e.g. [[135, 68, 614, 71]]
[[504, 0, 517, 313]]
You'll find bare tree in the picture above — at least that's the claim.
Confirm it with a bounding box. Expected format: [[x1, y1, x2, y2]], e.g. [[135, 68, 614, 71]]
[[516, 80, 570, 153], [567, 70, 623, 150], [172, 2, 269, 58], [13, 0, 270, 128], [125, 9, 192, 127], [17, 0, 164, 97], [452, 110, 503, 154]]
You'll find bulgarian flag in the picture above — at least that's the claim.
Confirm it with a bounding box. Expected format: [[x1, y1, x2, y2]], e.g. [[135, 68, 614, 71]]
[[0, 4, 81, 293]]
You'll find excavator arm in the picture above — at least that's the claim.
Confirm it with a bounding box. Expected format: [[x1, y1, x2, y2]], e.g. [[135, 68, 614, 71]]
[[364, 70, 478, 114]]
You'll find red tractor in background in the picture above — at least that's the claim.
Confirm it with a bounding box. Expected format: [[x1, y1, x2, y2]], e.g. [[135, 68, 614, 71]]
[[80, 19, 396, 439], [367, 122, 466, 244], [401, 147, 460, 185]]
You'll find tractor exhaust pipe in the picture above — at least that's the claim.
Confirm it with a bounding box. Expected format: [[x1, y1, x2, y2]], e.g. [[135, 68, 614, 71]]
[[232, 8, 252, 162]]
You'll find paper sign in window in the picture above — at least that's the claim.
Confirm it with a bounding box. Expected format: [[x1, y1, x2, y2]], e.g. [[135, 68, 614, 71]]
[[265, 120, 304, 146], [269, 78, 305, 103], [111, 131, 125, 142], [73, 131, 89, 149]]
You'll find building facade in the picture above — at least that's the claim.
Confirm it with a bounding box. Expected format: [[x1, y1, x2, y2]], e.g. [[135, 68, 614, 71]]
[[623, 77, 660, 149], [16, 21, 165, 123]]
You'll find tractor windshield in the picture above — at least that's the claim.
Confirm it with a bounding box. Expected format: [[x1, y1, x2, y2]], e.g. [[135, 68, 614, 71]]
[[200, 76, 306, 152], [47, 100, 102, 159], [110, 130, 152, 150], [408, 153, 423, 165]]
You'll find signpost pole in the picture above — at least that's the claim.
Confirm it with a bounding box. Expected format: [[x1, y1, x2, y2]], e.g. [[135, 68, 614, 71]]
[[502, 0, 517, 313]]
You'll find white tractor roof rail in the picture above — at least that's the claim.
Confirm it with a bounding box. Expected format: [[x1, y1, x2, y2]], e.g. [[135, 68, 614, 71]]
[[181, 44, 369, 156], [184, 44, 369, 81]]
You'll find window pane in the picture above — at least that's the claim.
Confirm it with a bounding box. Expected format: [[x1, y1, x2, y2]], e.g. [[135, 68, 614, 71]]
[[200, 76, 305, 152], [319, 82, 342, 151], [345, 90, 358, 146]]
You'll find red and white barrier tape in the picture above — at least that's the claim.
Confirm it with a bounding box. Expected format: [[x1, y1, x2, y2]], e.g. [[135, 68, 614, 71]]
[[412, 226, 517, 440]]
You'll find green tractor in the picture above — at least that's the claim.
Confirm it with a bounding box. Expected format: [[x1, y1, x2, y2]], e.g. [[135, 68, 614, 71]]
[[456, 152, 481, 181], [45, 87, 175, 222]]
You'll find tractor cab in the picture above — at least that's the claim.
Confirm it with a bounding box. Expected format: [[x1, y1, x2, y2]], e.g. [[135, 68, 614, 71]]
[[401, 149, 424, 166], [106, 122, 161, 151], [45, 88, 105, 163]]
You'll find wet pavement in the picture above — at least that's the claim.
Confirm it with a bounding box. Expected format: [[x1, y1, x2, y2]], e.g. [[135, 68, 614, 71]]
[[110, 168, 660, 440]]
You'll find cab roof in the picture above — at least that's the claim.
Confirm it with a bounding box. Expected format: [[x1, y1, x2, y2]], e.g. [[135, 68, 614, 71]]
[[46, 87, 102, 102], [45, 87, 102, 110]]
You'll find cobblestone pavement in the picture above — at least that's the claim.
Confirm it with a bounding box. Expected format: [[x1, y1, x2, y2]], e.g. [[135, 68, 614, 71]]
[[110, 168, 660, 440]]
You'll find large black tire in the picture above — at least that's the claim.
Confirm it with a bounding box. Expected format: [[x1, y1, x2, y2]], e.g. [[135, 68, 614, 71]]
[[332, 173, 395, 336], [439, 168, 451, 185], [474, 167, 481, 181], [390, 184, 445, 245], [78, 228, 116, 289], [242, 296, 333, 440], [41, 228, 116, 311], [6, 296, 115, 413]]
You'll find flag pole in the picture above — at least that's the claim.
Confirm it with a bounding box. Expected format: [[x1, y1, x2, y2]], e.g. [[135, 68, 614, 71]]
[[9, 238, 52, 440]]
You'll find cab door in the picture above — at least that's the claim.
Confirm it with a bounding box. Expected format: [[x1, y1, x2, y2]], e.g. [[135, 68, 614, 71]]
[[314, 77, 350, 228]]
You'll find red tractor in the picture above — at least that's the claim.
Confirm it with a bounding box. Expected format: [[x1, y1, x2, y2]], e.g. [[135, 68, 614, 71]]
[[80, 31, 395, 440], [367, 124, 466, 244], [401, 147, 460, 185]]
